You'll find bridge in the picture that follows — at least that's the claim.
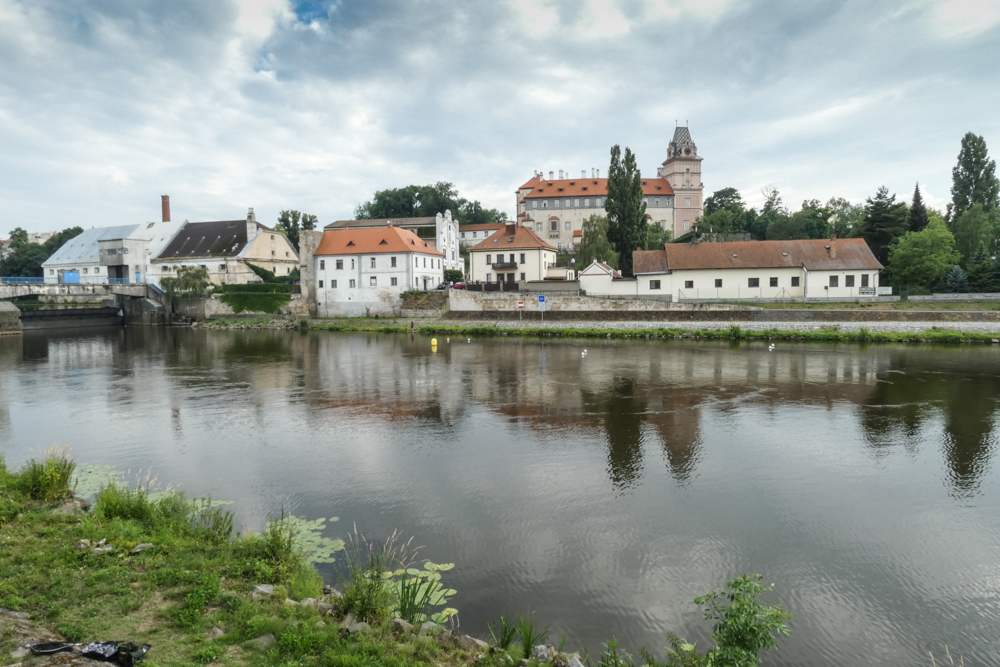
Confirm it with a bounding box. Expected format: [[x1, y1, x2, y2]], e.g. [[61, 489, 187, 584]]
[[0, 281, 151, 301], [0, 279, 169, 328]]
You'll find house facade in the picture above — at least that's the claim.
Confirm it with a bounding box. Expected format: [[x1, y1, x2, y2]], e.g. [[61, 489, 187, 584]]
[[152, 210, 298, 285], [323, 211, 460, 272], [467, 224, 557, 284], [514, 126, 704, 249], [311, 225, 444, 317], [580, 238, 882, 301], [43, 221, 186, 285], [459, 223, 505, 247]]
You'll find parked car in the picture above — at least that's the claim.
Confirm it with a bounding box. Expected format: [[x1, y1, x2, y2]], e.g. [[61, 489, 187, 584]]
[[435, 282, 448, 290], [452, 282, 466, 289]]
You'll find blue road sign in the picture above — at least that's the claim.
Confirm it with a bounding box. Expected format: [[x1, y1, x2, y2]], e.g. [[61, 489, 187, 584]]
[[538, 295, 546, 302]]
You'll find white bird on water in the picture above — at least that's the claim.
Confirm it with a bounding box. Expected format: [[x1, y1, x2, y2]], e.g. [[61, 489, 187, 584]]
[[768, 344, 775, 352]]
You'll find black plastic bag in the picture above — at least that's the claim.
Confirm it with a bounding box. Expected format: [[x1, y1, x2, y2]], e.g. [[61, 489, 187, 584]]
[[81, 641, 152, 667]]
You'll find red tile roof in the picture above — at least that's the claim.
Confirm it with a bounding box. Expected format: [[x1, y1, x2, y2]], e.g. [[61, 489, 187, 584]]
[[469, 225, 556, 251], [520, 175, 673, 198], [632, 249, 668, 274], [662, 238, 882, 271], [315, 226, 444, 257], [573, 230, 583, 237], [459, 223, 505, 232]]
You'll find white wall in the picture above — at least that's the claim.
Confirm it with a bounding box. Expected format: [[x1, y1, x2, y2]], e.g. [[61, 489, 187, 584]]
[[670, 267, 805, 300], [469, 247, 557, 283], [314, 250, 443, 316], [804, 270, 880, 298]]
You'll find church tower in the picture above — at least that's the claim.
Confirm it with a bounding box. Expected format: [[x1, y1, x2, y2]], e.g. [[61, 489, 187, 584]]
[[657, 125, 704, 238]]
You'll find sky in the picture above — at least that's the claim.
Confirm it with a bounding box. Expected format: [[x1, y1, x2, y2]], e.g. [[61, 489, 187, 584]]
[[1, 0, 998, 234]]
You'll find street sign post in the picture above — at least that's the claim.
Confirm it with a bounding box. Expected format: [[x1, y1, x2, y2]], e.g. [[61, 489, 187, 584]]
[[538, 295, 545, 323], [518, 300, 524, 321]]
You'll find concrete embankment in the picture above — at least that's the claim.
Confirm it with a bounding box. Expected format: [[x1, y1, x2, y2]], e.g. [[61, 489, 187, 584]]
[[469, 319, 1000, 334], [446, 308, 1000, 323]]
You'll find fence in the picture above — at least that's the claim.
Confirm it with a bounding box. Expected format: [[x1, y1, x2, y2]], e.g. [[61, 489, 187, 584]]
[[0, 277, 45, 284], [465, 281, 520, 292]]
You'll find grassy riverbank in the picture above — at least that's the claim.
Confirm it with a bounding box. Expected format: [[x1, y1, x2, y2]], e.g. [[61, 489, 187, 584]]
[[0, 452, 791, 667], [308, 320, 1000, 344]]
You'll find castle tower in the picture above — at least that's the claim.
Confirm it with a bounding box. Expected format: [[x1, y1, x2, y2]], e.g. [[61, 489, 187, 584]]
[[657, 125, 704, 238]]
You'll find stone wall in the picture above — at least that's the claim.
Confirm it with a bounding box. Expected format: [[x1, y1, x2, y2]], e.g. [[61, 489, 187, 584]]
[[449, 290, 752, 316], [0, 301, 21, 334], [173, 295, 304, 320], [299, 231, 323, 316], [909, 293, 1000, 301]]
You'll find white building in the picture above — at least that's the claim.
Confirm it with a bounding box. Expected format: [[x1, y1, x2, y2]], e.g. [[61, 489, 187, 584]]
[[312, 225, 444, 317], [323, 211, 460, 272], [467, 224, 558, 285], [580, 238, 883, 301], [514, 126, 704, 249], [43, 221, 186, 285]]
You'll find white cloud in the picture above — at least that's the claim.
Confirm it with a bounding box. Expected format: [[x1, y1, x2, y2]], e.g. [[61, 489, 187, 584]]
[[930, 0, 1000, 37]]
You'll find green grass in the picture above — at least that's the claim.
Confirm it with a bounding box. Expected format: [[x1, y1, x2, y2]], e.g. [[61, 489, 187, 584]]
[[723, 300, 1000, 311]]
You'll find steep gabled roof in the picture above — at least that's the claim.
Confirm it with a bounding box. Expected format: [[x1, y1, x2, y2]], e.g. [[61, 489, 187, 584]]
[[315, 226, 444, 256], [579, 260, 622, 278], [44, 225, 141, 266], [520, 176, 674, 198], [155, 220, 273, 259], [468, 225, 556, 252], [662, 239, 883, 271]]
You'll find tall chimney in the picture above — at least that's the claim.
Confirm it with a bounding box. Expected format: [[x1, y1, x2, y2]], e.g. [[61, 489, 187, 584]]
[[581, 170, 586, 178], [558, 169, 563, 179], [597, 168, 601, 178], [830, 233, 837, 259], [161, 195, 171, 222], [246, 207, 258, 243], [548, 170, 553, 180]]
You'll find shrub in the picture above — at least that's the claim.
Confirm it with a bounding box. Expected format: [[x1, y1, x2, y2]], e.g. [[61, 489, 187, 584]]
[[219, 283, 293, 293], [218, 291, 291, 314], [94, 485, 157, 525], [695, 574, 790, 667], [189, 498, 234, 543], [444, 269, 464, 283], [17, 448, 76, 502]]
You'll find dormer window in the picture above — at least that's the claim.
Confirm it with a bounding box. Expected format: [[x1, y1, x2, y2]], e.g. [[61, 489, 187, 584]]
[[569, 181, 575, 186]]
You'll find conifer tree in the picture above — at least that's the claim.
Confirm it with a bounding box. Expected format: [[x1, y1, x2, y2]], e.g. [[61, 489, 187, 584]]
[[942, 266, 969, 293], [605, 145, 647, 275], [909, 183, 929, 232], [858, 187, 908, 266], [966, 243, 995, 292], [950, 132, 999, 222]]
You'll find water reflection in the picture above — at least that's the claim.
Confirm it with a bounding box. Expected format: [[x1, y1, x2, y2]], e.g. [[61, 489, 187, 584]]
[[3, 331, 1000, 667]]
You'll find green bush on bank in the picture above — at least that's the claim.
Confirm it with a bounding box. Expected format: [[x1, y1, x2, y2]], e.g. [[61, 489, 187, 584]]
[[219, 291, 292, 314], [220, 283, 293, 293]]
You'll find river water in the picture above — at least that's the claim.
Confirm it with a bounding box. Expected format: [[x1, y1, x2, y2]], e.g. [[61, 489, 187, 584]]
[[2, 328, 1000, 666]]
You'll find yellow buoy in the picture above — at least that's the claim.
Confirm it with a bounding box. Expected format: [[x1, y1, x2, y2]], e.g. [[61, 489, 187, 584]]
[[431, 338, 438, 352]]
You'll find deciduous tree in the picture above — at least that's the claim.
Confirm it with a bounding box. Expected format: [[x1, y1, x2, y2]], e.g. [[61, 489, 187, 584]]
[[703, 187, 744, 216], [354, 182, 507, 227], [604, 145, 647, 275], [577, 214, 619, 269], [276, 210, 317, 249], [950, 132, 999, 221], [826, 198, 863, 238], [886, 219, 961, 289], [952, 203, 997, 264]]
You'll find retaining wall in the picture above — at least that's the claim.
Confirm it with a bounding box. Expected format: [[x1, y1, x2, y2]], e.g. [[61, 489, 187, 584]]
[[0, 301, 20, 334]]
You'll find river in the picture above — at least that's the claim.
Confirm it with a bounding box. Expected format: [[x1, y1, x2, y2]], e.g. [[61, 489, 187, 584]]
[[2, 328, 999, 666]]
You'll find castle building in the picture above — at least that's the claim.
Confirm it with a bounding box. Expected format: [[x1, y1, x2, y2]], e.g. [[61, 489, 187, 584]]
[[514, 126, 704, 250]]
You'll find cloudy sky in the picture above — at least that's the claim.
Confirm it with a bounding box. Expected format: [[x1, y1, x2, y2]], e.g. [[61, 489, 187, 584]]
[[1, 0, 998, 233]]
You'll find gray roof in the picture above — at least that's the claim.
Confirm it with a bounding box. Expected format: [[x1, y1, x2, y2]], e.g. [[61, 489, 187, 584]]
[[155, 220, 271, 259], [325, 217, 437, 230], [43, 225, 140, 266]]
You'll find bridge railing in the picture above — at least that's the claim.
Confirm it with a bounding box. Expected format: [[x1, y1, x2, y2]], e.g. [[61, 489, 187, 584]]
[[0, 277, 45, 284]]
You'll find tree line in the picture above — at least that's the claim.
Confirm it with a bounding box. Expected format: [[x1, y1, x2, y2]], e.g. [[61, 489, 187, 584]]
[[0, 227, 84, 277], [354, 182, 508, 227], [582, 132, 999, 288]]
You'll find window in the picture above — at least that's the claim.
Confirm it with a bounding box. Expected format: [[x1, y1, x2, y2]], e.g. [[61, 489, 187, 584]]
[[486, 274, 492, 283], [349, 279, 356, 288], [391, 277, 398, 286], [423, 258, 427, 268], [596, 198, 602, 207], [748, 278, 760, 288], [49, 269, 54, 275], [472, 231, 478, 238], [320, 260, 325, 270], [370, 276, 377, 286], [520, 273, 525, 281], [219, 264, 226, 272], [273, 266, 277, 272], [650, 280, 661, 290], [461, 232, 466, 239], [336, 260, 343, 269], [715, 279, 723, 288], [532, 201, 537, 209], [162, 266, 169, 273], [83, 268, 88, 274], [331, 279, 337, 288], [584, 198, 589, 206], [685, 198, 691, 206], [551, 219, 558, 231], [415, 257, 419, 267], [351, 259, 355, 269], [486, 254, 492, 264], [370, 257, 376, 268], [285, 252, 289, 257], [684, 220, 690, 229], [845, 275, 855, 287], [94, 267, 100, 274], [791, 277, 800, 287], [565, 221, 571, 231], [643, 198, 648, 206], [861, 274, 869, 287], [542, 201, 548, 208], [770, 277, 778, 287], [655, 198, 660, 206], [557, 242, 563, 250], [520, 253, 525, 263], [318, 280, 324, 288], [684, 280, 694, 289], [271, 250, 275, 256], [391, 256, 397, 267], [536, 222, 542, 231], [200, 265, 207, 269], [555, 199, 560, 208], [509, 253, 515, 263], [829, 275, 839, 287], [574, 199, 579, 207]]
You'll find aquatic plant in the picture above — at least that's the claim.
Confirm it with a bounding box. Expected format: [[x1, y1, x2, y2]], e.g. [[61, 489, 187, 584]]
[[489, 615, 518, 651], [517, 612, 549, 660]]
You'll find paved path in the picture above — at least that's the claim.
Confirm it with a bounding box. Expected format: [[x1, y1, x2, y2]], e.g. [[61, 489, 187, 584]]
[[458, 320, 1000, 334]]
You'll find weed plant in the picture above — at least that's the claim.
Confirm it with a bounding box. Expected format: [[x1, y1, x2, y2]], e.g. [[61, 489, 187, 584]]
[[17, 447, 75, 502], [518, 612, 549, 658], [489, 615, 517, 650]]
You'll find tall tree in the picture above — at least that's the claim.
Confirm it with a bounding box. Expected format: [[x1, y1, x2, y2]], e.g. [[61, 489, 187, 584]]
[[908, 184, 929, 232], [604, 145, 647, 275], [354, 182, 507, 226], [966, 242, 995, 292], [766, 199, 832, 240], [950, 132, 999, 222], [952, 203, 995, 264], [886, 218, 961, 289], [0, 243, 48, 277], [8, 228, 28, 248], [696, 209, 742, 239], [826, 197, 864, 238], [276, 210, 317, 249], [644, 221, 672, 249], [43, 227, 84, 254], [577, 215, 619, 269], [703, 187, 744, 216], [752, 186, 785, 240], [858, 186, 908, 266]]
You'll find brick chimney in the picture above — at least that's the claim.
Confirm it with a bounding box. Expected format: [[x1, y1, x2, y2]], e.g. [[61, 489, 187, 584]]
[[830, 233, 837, 259], [161, 195, 171, 222]]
